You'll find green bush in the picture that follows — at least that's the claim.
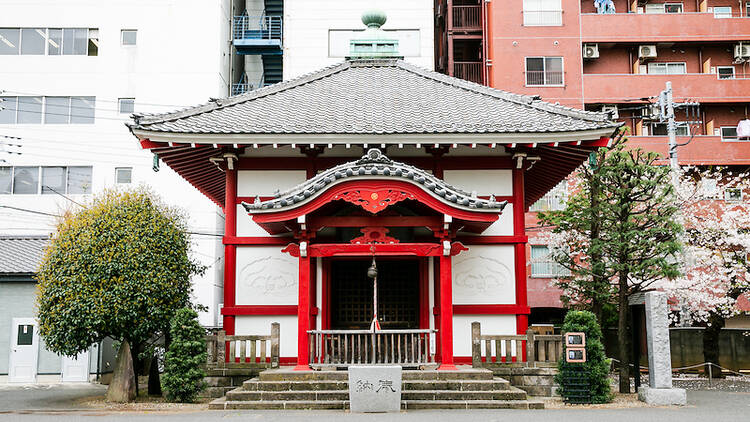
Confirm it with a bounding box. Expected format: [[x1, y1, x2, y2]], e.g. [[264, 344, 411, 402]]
[[162, 308, 207, 402], [555, 310, 612, 404]]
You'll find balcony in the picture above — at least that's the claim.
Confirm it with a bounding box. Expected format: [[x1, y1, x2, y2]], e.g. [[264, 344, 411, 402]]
[[581, 13, 750, 43], [233, 15, 283, 55], [453, 61, 483, 84], [452, 5, 482, 31], [626, 136, 750, 165], [583, 73, 750, 103]]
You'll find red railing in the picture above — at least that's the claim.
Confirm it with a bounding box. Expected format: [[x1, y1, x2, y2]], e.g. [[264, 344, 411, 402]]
[[452, 5, 482, 30], [454, 61, 483, 84]]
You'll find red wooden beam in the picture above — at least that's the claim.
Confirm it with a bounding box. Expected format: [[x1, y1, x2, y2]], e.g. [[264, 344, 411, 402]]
[[308, 216, 442, 230]]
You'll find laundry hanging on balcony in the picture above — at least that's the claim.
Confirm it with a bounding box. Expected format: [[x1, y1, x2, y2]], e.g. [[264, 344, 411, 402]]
[[594, 0, 616, 14]]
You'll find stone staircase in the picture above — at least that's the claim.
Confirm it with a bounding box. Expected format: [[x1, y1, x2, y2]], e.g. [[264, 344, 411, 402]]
[[209, 366, 544, 410]]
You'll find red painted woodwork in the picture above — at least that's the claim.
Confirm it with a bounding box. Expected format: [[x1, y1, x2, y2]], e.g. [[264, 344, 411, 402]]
[[438, 255, 457, 370], [453, 304, 531, 315], [237, 156, 515, 172], [309, 216, 442, 230], [221, 305, 298, 315], [335, 189, 416, 213], [280, 242, 470, 258], [223, 168, 237, 334], [295, 256, 312, 371], [512, 168, 529, 337], [250, 180, 501, 224], [350, 227, 399, 244]]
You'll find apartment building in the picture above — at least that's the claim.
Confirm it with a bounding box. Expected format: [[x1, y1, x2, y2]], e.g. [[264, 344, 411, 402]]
[[0, 0, 236, 382], [436, 0, 750, 323]]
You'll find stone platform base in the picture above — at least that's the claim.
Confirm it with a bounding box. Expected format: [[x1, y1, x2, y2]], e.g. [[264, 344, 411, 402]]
[[637, 386, 687, 405]]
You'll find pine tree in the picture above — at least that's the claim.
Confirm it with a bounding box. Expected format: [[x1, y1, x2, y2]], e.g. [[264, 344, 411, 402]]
[[555, 310, 612, 403], [162, 308, 207, 402]]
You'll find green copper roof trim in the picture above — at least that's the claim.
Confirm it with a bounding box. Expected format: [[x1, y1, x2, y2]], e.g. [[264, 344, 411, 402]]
[[348, 9, 403, 59]]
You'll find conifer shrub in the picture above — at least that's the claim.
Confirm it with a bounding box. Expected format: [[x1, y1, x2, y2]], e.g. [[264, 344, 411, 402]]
[[162, 307, 207, 402], [555, 310, 612, 403]]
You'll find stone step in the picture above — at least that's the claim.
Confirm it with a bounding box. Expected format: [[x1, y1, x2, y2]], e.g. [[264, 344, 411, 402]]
[[257, 368, 494, 382], [210, 398, 544, 410], [226, 387, 527, 402], [242, 377, 512, 392]]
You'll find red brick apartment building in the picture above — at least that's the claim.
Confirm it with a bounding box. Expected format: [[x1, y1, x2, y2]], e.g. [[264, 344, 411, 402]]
[[435, 0, 750, 324]]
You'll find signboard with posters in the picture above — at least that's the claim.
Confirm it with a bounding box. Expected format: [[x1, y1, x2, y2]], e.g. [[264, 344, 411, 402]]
[[565, 332, 587, 363]]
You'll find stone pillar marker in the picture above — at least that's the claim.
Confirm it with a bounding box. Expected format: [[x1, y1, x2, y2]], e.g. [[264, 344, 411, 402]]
[[348, 365, 402, 412], [631, 291, 687, 405]]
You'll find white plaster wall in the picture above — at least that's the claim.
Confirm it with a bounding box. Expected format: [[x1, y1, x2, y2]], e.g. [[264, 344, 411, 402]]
[[236, 246, 298, 305], [236, 204, 271, 236], [283, 0, 434, 79], [0, 0, 231, 327], [452, 245, 516, 305], [453, 315, 516, 357], [482, 203, 514, 236], [235, 315, 298, 357], [443, 170, 513, 196], [237, 170, 307, 196]]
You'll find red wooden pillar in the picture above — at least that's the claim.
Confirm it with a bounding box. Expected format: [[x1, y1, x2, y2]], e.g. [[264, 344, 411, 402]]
[[513, 167, 529, 335], [438, 254, 457, 370], [223, 167, 237, 336], [295, 255, 312, 370]]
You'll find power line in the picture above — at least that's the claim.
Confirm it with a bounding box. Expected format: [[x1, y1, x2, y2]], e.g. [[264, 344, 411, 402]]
[[0, 205, 60, 217]]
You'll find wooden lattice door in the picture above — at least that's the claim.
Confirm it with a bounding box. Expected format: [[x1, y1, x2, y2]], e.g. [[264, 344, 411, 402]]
[[330, 259, 420, 330]]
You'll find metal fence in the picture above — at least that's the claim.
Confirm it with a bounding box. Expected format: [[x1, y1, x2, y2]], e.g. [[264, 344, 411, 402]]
[[233, 15, 283, 41], [454, 61, 483, 84], [452, 5, 482, 29], [525, 70, 563, 86]]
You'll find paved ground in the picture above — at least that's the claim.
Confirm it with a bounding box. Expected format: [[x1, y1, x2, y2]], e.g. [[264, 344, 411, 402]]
[[0, 386, 748, 421]]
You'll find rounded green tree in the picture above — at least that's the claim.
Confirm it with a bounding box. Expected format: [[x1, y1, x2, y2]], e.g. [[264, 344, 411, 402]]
[[36, 188, 203, 402], [555, 310, 612, 404], [162, 307, 207, 402]]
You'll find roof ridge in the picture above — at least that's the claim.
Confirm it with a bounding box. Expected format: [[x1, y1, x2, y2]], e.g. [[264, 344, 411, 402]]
[[131, 61, 353, 127], [393, 60, 611, 123]]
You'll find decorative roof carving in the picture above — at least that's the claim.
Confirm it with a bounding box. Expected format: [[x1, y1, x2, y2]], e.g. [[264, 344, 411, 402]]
[[242, 149, 508, 215]]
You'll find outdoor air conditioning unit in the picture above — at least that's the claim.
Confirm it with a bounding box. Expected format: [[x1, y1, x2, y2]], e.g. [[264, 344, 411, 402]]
[[583, 44, 600, 59], [734, 43, 750, 61], [601, 105, 619, 120], [639, 45, 657, 60]]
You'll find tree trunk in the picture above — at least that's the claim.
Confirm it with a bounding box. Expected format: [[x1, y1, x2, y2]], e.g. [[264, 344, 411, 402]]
[[148, 352, 162, 396], [617, 271, 631, 393], [106, 339, 137, 403], [589, 164, 605, 327], [703, 312, 725, 378]]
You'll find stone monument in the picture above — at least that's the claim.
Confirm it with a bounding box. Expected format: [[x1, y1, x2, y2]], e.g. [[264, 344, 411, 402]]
[[630, 291, 687, 405], [348, 365, 402, 412]]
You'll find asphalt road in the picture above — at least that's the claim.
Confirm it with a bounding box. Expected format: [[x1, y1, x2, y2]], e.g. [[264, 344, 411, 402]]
[[0, 386, 748, 421]]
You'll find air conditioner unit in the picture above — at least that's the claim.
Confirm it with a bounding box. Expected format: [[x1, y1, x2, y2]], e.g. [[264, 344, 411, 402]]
[[734, 43, 750, 60], [583, 44, 600, 59], [601, 105, 619, 119], [639, 45, 657, 60]]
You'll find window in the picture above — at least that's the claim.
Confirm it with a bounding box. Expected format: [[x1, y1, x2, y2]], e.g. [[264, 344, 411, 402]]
[[0, 28, 20, 54], [523, 0, 563, 26], [717, 66, 735, 79], [725, 188, 743, 201], [118, 98, 135, 114], [647, 62, 686, 75], [12, 166, 39, 194], [721, 126, 738, 141], [747, 2, 750, 17], [0, 28, 96, 55], [0, 96, 95, 124], [529, 180, 568, 211], [530, 245, 570, 278], [121, 30, 137, 46], [645, 3, 683, 13], [115, 167, 132, 184], [0, 166, 92, 194], [526, 57, 564, 86], [714, 6, 733, 18], [649, 122, 689, 136]]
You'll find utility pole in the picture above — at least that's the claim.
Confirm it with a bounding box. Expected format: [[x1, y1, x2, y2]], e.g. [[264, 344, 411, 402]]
[[658, 81, 679, 186]]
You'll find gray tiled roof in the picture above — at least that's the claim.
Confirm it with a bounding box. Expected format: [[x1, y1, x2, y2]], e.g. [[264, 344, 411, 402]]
[[130, 59, 619, 135], [0, 236, 49, 275], [243, 149, 508, 214]]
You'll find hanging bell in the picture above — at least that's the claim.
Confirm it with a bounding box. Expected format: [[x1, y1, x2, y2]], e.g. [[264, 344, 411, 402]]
[[367, 258, 378, 279]]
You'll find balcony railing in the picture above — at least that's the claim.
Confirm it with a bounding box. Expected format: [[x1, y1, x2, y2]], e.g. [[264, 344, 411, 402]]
[[453, 61, 483, 84], [525, 70, 564, 86], [308, 329, 436, 368], [452, 5, 482, 30], [581, 12, 750, 42], [583, 73, 750, 103], [233, 15, 283, 41], [523, 10, 563, 26]]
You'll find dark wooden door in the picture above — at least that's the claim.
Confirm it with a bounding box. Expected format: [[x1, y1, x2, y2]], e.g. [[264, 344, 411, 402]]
[[330, 259, 420, 330]]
